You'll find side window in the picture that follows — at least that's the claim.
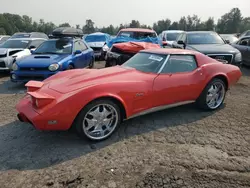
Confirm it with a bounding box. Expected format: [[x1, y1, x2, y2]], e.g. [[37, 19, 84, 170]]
[[74, 41, 82, 51], [238, 38, 249, 46], [29, 40, 45, 48], [2, 37, 9, 42], [161, 55, 197, 74], [176, 33, 183, 41], [79, 41, 88, 51]]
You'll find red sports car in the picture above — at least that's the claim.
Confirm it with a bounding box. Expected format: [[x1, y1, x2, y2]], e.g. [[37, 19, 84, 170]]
[[16, 48, 242, 141]]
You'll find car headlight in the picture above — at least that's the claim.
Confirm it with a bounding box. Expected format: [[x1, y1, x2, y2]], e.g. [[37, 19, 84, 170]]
[[235, 52, 242, 62], [12, 63, 18, 71], [48, 64, 60, 71], [102, 44, 109, 52]]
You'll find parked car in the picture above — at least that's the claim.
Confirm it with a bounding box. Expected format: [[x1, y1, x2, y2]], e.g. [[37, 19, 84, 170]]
[[0, 38, 47, 71], [159, 30, 184, 46], [238, 30, 250, 38], [10, 32, 49, 39], [220, 34, 239, 44], [0, 35, 10, 44], [16, 48, 241, 141], [105, 42, 160, 67], [231, 36, 250, 66], [11, 27, 94, 82], [84, 32, 111, 60], [105, 28, 161, 67], [172, 31, 242, 65]]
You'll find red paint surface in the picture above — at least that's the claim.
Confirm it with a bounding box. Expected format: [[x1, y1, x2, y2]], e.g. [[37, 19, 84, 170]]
[[16, 49, 242, 131]]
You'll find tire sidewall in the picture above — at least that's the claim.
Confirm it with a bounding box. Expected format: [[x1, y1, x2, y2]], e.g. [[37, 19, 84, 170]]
[[74, 99, 121, 141], [197, 78, 226, 110]]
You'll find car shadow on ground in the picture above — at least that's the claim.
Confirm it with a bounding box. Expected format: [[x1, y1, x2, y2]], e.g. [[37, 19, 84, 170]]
[[0, 103, 222, 171], [0, 79, 26, 94]]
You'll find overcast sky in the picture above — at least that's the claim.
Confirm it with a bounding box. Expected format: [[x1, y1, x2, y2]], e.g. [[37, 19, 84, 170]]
[[1, 0, 250, 27]]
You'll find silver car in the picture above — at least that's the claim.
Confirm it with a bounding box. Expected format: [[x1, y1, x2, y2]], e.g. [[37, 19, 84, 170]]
[[0, 38, 46, 71]]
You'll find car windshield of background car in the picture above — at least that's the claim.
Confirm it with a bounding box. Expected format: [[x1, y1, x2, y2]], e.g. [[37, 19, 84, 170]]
[[166, 33, 180, 41], [187, 33, 225, 45], [122, 52, 167, 73], [85, 35, 106, 42], [1, 39, 30, 49], [118, 31, 156, 39], [34, 39, 72, 54], [11, 34, 31, 38], [222, 35, 239, 43]]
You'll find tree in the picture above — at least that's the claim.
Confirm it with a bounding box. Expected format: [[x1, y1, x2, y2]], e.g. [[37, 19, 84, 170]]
[[129, 20, 140, 28], [59, 23, 71, 27], [82, 19, 95, 34], [153, 19, 171, 34], [178, 17, 187, 31], [217, 8, 243, 33]]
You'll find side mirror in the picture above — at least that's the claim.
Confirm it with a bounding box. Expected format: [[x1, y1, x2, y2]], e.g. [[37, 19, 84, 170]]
[[225, 39, 230, 44], [177, 40, 184, 45], [30, 50, 34, 54], [74, 50, 82, 55], [28, 45, 36, 50]]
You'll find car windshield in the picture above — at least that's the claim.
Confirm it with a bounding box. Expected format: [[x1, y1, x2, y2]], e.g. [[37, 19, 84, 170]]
[[85, 35, 106, 42], [118, 31, 157, 39], [166, 33, 180, 41], [221, 35, 239, 43], [122, 52, 167, 73], [34, 39, 72, 54], [11, 33, 31, 38], [0, 40, 30, 48], [187, 32, 225, 44]]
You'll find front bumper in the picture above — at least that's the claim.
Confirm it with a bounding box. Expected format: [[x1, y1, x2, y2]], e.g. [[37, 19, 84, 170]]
[[0, 57, 14, 70], [10, 70, 59, 82]]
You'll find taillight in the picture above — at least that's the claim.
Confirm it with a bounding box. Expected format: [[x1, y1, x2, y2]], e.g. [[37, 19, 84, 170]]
[[33, 98, 54, 108]]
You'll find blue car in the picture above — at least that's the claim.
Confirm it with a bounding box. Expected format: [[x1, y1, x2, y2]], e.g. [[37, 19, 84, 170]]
[[11, 35, 94, 82], [84, 32, 111, 60]]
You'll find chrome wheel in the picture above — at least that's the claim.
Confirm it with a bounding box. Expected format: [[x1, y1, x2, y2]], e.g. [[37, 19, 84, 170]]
[[82, 104, 119, 140], [206, 82, 225, 109]]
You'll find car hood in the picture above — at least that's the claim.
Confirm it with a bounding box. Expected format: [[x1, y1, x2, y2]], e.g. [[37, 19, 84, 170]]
[[113, 42, 161, 53], [87, 42, 105, 48], [46, 66, 138, 93], [17, 54, 69, 67], [187, 44, 239, 54], [0, 48, 24, 55]]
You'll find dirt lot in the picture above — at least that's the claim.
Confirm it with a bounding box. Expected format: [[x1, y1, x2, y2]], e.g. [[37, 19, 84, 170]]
[[0, 62, 250, 188]]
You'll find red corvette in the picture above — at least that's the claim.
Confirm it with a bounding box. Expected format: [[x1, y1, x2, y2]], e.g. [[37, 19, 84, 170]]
[[16, 48, 242, 141]]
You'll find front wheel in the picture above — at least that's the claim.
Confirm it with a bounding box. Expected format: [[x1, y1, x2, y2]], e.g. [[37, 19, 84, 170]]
[[196, 78, 226, 110], [74, 99, 121, 141]]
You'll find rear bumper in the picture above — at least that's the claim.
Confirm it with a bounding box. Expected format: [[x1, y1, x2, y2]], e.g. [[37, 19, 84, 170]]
[[16, 95, 73, 131], [10, 70, 59, 82]]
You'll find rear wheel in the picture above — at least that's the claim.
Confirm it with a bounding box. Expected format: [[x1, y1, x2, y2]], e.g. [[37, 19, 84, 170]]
[[74, 99, 121, 141], [197, 78, 226, 110], [88, 58, 94, 69], [67, 64, 74, 70]]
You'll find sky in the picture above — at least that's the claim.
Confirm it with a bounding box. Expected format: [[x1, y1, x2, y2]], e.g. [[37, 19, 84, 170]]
[[1, 0, 250, 27]]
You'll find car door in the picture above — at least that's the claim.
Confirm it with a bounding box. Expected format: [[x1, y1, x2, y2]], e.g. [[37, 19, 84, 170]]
[[79, 40, 92, 67], [152, 54, 204, 107], [233, 37, 250, 63], [72, 40, 86, 68]]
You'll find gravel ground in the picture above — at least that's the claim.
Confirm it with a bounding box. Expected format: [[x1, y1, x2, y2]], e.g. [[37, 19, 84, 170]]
[[0, 62, 250, 188]]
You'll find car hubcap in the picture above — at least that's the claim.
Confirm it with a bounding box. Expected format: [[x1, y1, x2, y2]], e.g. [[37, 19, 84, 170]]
[[206, 82, 225, 109], [83, 104, 118, 140]]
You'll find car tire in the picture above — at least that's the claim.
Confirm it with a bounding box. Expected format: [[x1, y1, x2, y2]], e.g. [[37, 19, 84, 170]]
[[196, 78, 226, 110], [67, 64, 74, 70], [88, 58, 94, 69], [105, 59, 116, 67], [74, 99, 121, 141]]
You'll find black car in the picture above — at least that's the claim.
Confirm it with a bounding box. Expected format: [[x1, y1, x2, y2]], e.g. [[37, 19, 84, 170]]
[[172, 31, 242, 65], [231, 36, 250, 66]]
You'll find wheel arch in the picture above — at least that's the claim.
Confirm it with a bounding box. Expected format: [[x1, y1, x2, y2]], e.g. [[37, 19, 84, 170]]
[[70, 94, 128, 130], [210, 74, 229, 91]]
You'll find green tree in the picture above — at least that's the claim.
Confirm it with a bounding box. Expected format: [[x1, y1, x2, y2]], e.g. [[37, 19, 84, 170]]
[[59, 23, 71, 27], [83, 19, 95, 34], [153, 19, 171, 34], [129, 20, 140, 28]]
